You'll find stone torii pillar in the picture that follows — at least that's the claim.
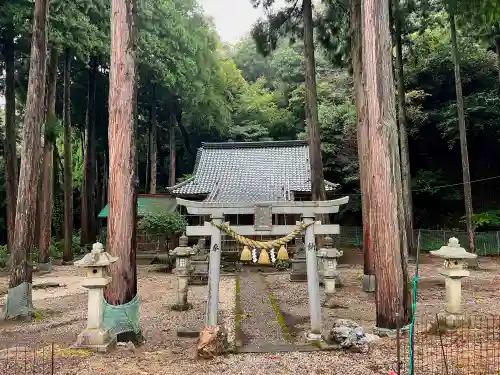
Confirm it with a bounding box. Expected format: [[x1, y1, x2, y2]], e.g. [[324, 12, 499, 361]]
[[303, 215, 322, 341], [207, 215, 223, 326]]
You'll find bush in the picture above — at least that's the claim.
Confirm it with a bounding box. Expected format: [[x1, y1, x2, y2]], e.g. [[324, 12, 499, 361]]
[[138, 211, 187, 237], [0, 245, 8, 268]]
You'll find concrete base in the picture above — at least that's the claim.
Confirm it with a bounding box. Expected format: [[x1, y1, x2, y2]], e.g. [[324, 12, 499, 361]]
[[189, 274, 208, 285], [75, 328, 116, 353], [362, 274, 376, 292], [37, 262, 52, 273], [177, 328, 200, 338], [438, 313, 468, 329], [306, 332, 322, 342], [289, 273, 307, 282]]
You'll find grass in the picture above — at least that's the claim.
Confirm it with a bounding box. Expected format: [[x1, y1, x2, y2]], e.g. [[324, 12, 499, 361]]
[[268, 291, 293, 343]]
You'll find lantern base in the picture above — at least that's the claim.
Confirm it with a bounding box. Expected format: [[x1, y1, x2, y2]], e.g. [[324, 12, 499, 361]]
[[75, 327, 116, 353]]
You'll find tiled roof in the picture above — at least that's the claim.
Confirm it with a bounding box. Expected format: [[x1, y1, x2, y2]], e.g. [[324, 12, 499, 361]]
[[168, 140, 338, 203]]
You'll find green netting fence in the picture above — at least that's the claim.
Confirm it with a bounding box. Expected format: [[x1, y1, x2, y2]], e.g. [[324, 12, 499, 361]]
[[333, 226, 500, 256]]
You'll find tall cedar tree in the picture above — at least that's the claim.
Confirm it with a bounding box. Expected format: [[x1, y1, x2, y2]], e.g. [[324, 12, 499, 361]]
[[104, 0, 139, 338], [448, 1, 475, 253], [362, 0, 411, 328], [38, 48, 58, 267], [63, 47, 73, 262], [303, 0, 326, 202], [351, 0, 375, 282], [3, 24, 17, 253], [81, 56, 98, 247], [393, 0, 416, 256], [2, 0, 50, 319]]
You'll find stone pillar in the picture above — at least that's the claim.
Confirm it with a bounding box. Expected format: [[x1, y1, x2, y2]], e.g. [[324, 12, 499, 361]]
[[207, 216, 223, 326], [303, 215, 322, 341], [444, 276, 462, 314], [75, 242, 118, 352]]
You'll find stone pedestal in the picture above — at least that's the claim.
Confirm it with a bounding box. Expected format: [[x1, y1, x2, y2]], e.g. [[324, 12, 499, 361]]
[[290, 253, 307, 281], [439, 267, 469, 314], [75, 243, 118, 352], [190, 239, 209, 285]]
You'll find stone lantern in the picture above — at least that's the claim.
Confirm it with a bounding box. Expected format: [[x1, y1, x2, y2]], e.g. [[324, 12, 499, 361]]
[[169, 234, 195, 310], [317, 236, 343, 306], [74, 242, 118, 352], [431, 237, 477, 316]]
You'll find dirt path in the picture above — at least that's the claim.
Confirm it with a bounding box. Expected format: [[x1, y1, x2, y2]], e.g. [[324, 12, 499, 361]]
[[238, 271, 288, 348]]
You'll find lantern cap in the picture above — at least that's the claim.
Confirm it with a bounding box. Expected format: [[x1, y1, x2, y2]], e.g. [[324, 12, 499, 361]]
[[75, 242, 118, 267], [170, 234, 194, 257], [430, 237, 477, 259], [318, 247, 343, 259]]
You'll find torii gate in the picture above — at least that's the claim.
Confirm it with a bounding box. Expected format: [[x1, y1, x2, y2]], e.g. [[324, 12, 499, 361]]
[[177, 196, 349, 341]]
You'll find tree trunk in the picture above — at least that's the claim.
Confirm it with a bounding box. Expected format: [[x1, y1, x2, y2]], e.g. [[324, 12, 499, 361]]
[[2, 0, 49, 320], [63, 47, 73, 262], [3, 24, 18, 253], [362, 0, 410, 328], [150, 88, 157, 194], [394, 0, 415, 257], [104, 0, 138, 338], [81, 56, 98, 247], [303, 0, 326, 202], [38, 48, 58, 267], [351, 0, 374, 283], [448, 5, 475, 253], [168, 113, 176, 187]]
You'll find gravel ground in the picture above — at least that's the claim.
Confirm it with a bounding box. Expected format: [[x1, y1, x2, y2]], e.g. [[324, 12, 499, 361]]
[[238, 270, 287, 347], [0, 265, 235, 351], [266, 255, 500, 344], [0, 256, 499, 374]]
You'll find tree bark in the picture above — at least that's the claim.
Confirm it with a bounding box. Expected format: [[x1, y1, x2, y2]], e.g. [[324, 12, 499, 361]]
[[3, 24, 18, 253], [362, 0, 410, 328], [3, 0, 49, 320], [448, 5, 475, 253], [351, 0, 374, 280], [38, 48, 58, 266], [104, 0, 138, 334], [81, 56, 98, 247], [303, 0, 326, 202], [394, 0, 415, 257], [63, 47, 73, 262], [168, 113, 176, 187], [150, 88, 157, 194]]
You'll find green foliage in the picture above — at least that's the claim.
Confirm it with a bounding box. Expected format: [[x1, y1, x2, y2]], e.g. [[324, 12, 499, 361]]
[[0, 245, 8, 268], [471, 211, 500, 229], [138, 212, 187, 236]]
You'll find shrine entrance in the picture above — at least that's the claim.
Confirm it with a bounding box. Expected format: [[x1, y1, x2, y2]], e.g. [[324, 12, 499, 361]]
[[178, 196, 349, 351]]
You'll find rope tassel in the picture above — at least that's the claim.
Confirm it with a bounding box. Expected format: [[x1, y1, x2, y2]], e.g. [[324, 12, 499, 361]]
[[277, 245, 289, 260], [258, 248, 270, 265], [240, 245, 252, 262]]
